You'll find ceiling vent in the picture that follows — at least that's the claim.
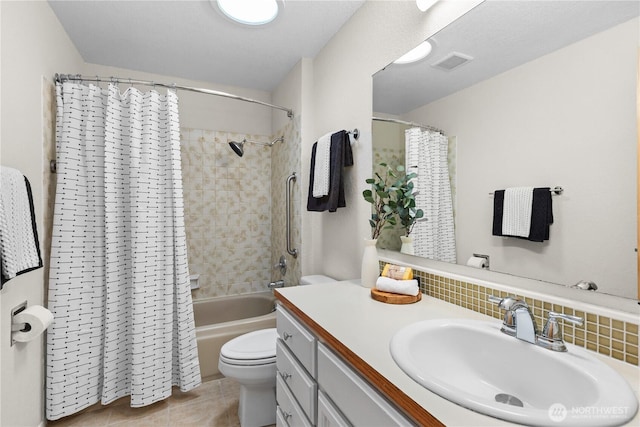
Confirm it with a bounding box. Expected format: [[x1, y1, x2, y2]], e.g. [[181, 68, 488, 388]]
[[432, 52, 473, 71]]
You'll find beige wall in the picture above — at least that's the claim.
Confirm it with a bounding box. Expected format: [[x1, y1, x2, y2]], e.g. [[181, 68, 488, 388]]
[[0, 2, 84, 426], [306, 0, 482, 280], [405, 17, 638, 298]]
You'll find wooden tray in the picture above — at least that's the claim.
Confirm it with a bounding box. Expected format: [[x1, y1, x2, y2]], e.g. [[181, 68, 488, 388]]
[[370, 288, 422, 304]]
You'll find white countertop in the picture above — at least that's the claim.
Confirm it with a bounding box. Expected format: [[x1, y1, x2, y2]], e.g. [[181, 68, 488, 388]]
[[276, 280, 640, 427]]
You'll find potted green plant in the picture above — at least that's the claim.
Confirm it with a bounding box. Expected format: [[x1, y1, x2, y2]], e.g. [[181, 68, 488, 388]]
[[361, 163, 400, 288], [362, 163, 399, 240]]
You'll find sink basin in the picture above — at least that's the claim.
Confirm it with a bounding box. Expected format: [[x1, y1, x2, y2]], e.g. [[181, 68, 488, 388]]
[[390, 319, 638, 426]]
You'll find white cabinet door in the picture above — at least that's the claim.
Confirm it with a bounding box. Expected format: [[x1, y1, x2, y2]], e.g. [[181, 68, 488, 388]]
[[317, 391, 351, 427], [317, 343, 414, 426]]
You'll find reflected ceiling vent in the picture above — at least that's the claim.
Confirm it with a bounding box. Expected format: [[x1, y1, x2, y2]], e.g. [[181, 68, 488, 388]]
[[432, 52, 473, 71]]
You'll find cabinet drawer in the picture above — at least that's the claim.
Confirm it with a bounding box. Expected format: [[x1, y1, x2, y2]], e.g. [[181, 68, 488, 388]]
[[276, 305, 316, 376], [276, 374, 313, 427], [318, 390, 351, 427], [277, 339, 317, 422], [276, 406, 288, 427], [317, 343, 414, 427]]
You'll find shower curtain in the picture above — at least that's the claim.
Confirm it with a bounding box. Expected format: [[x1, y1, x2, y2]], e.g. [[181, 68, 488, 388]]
[[46, 82, 201, 420], [405, 127, 457, 263]]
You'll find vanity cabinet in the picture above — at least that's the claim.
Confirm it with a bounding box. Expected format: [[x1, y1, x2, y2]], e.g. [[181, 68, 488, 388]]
[[276, 304, 414, 427], [276, 305, 318, 426]]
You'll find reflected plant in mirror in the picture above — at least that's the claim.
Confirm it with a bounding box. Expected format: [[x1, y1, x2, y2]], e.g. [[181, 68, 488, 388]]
[[372, 1, 639, 300], [393, 167, 424, 238]]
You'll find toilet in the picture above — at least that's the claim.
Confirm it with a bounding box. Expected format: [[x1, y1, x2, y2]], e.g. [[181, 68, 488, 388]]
[[217, 275, 336, 427]]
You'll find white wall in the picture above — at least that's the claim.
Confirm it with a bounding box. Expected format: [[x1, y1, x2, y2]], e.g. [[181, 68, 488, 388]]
[[0, 2, 85, 426], [405, 17, 638, 297], [307, 0, 482, 280]]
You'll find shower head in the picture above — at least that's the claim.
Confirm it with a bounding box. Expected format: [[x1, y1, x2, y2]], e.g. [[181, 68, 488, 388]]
[[228, 136, 284, 157], [228, 140, 245, 157]]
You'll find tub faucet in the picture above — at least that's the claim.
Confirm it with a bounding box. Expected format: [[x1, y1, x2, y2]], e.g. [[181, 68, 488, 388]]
[[268, 280, 284, 289]]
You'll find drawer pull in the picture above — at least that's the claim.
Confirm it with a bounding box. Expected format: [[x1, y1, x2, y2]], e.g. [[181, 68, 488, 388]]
[[283, 332, 292, 340], [280, 371, 292, 381], [283, 411, 292, 420]]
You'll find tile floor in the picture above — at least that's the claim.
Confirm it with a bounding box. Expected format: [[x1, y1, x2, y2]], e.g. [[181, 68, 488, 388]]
[[47, 377, 256, 427]]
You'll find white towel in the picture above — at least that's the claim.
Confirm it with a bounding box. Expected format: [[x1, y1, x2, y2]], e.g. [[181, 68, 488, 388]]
[[312, 132, 332, 198], [502, 187, 534, 238], [0, 166, 42, 285], [375, 276, 419, 296]]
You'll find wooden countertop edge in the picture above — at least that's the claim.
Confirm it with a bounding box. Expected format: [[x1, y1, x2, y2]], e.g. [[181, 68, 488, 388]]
[[274, 290, 445, 427]]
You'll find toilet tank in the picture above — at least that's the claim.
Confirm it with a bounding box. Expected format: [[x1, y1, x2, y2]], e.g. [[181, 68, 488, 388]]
[[300, 275, 336, 286]]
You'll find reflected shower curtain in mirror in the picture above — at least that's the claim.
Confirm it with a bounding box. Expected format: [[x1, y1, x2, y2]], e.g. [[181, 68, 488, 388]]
[[46, 82, 201, 420], [405, 127, 457, 263]]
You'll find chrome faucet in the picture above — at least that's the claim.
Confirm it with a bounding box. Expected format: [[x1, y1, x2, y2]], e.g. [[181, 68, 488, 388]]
[[488, 295, 537, 343], [488, 295, 583, 352]]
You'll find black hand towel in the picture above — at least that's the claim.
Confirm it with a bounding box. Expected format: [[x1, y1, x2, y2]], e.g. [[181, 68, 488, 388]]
[[307, 130, 353, 212], [492, 190, 505, 236], [528, 187, 553, 242]]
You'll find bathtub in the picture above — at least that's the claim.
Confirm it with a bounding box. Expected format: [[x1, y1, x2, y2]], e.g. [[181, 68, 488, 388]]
[[193, 291, 277, 379]]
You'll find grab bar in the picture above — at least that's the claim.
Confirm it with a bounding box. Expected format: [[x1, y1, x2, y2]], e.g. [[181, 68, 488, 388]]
[[286, 172, 298, 258]]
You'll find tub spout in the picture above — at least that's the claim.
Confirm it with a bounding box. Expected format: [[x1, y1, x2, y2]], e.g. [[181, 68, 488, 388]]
[[268, 280, 284, 289]]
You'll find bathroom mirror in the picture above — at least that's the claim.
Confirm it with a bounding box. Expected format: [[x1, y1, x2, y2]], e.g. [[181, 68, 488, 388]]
[[372, 1, 639, 299]]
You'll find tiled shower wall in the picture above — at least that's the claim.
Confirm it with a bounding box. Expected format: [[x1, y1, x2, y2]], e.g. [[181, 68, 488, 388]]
[[181, 128, 273, 299], [270, 116, 302, 287]]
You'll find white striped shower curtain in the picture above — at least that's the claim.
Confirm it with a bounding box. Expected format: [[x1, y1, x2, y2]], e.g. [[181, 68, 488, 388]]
[[405, 127, 457, 263], [46, 82, 201, 420]]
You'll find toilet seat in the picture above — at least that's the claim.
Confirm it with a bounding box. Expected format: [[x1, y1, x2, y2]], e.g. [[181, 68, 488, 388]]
[[220, 328, 277, 366]]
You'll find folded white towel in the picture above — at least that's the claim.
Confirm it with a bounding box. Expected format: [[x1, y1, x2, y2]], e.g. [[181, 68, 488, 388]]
[[502, 187, 533, 238], [0, 167, 42, 285], [375, 276, 419, 296], [312, 132, 332, 198]]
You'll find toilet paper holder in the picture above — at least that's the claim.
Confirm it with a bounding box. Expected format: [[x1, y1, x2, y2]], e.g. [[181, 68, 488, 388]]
[[472, 253, 490, 270], [10, 301, 28, 346]]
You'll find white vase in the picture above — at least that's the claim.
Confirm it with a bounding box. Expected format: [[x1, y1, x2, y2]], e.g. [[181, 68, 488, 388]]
[[400, 236, 414, 255], [361, 238, 379, 288]]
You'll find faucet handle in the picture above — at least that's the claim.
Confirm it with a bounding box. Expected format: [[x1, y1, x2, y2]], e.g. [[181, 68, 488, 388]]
[[539, 311, 584, 352], [488, 295, 527, 311], [488, 295, 526, 336]]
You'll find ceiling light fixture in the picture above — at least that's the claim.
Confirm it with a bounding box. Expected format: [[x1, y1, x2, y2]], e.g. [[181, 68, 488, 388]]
[[216, 0, 280, 26], [416, 0, 439, 12], [393, 40, 433, 65]]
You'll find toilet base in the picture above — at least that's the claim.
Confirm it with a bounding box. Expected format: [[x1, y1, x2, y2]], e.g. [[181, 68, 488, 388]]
[[238, 383, 276, 427]]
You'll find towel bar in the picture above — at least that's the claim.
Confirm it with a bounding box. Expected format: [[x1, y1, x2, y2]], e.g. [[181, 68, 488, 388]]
[[489, 186, 563, 196]]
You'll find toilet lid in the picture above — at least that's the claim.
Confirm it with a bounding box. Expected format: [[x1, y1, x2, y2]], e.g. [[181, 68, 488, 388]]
[[220, 328, 277, 364]]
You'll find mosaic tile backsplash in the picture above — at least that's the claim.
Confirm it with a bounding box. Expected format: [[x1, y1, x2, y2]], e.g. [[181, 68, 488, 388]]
[[381, 262, 639, 366]]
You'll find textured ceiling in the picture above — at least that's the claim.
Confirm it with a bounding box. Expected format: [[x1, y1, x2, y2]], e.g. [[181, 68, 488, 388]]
[[373, 1, 640, 115], [48, 0, 365, 91]]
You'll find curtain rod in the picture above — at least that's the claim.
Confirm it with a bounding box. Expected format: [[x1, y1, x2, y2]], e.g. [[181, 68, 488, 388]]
[[55, 73, 293, 119], [372, 116, 445, 135]]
